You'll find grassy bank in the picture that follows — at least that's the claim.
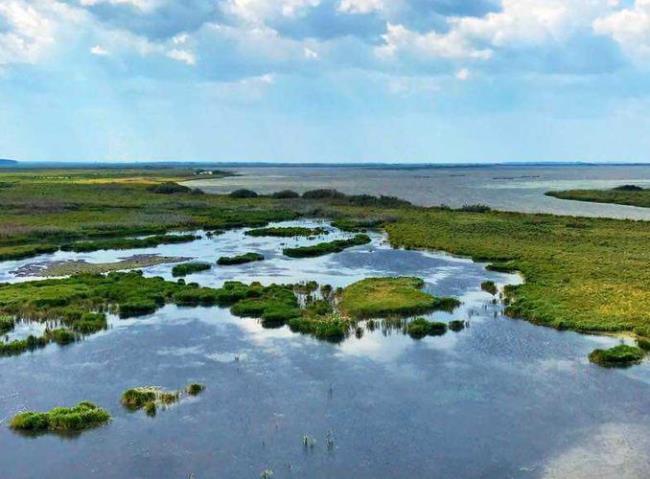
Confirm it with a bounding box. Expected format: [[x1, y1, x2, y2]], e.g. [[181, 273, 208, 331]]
[[547, 188, 650, 208]]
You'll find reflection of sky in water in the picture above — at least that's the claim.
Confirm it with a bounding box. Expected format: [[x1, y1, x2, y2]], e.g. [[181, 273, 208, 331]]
[[0, 220, 648, 478]]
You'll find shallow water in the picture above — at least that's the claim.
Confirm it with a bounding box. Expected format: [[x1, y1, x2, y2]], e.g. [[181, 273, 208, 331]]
[[189, 164, 650, 220], [1, 221, 649, 479]]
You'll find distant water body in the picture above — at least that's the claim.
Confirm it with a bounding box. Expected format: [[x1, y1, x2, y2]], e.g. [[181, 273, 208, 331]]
[[190, 164, 650, 220]]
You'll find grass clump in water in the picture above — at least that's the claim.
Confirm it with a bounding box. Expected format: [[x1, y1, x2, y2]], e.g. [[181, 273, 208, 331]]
[[406, 318, 448, 339], [186, 383, 205, 396], [339, 277, 460, 319], [245, 226, 327, 237], [588, 344, 645, 368], [283, 234, 370, 258], [230, 284, 301, 326], [288, 315, 349, 343], [217, 252, 264, 266], [448, 320, 466, 332], [172, 262, 212, 277], [0, 315, 15, 334], [68, 312, 107, 334], [10, 402, 110, 433], [481, 281, 498, 295], [61, 234, 199, 253]]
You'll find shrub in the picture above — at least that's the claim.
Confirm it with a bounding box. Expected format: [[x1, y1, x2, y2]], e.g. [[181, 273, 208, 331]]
[[271, 190, 300, 199], [172, 262, 212, 277], [302, 189, 346, 200], [229, 189, 258, 198], [146, 182, 191, 194], [459, 204, 492, 213], [613, 185, 643, 191], [217, 252, 264, 266], [588, 344, 645, 368]]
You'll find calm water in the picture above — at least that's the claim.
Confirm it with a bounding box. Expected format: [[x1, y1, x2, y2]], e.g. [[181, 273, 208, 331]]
[[189, 164, 650, 220], [0, 222, 649, 479]]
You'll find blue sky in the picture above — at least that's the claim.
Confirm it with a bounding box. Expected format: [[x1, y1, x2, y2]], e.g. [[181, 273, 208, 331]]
[[1, 0, 650, 163]]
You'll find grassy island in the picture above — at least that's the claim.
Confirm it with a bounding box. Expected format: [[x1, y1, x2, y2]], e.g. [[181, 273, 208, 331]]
[[588, 344, 645, 368], [217, 252, 264, 265], [245, 226, 328, 237], [283, 234, 370, 258], [122, 383, 205, 416], [339, 277, 460, 319], [172, 262, 212, 277], [10, 402, 110, 433], [406, 318, 448, 339]]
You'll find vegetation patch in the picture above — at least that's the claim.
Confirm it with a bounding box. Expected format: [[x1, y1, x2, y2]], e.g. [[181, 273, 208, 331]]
[[10, 401, 110, 433], [547, 188, 650, 208], [217, 252, 264, 265], [588, 344, 645, 368], [0, 315, 15, 334], [230, 284, 301, 326], [331, 218, 384, 232], [230, 189, 258, 198], [481, 280, 498, 295], [283, 234, 370, 258], [245, 226, 328, 237], [122, 383, 204, 416], [339, 277, 460, 319], [146, 182, 192, 194], [406, 318, 448, 339], [61, 234, 199, 253], [172, 262, 212, 277]]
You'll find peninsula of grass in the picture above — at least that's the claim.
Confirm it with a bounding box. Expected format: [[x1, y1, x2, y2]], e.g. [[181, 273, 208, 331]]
[[406, 318, 448, 339], [546, 187, 650, 208], [13, 255, 188, 278], [217, 252, 264, 265], [172, 262, 212, 277], [61, 234, 199, 253], [283, 234, 371, 258], [10, 401, 110, 433], [245, 226, 328, 238], [588, 344, 645, 368], [339, 277, 460, 319]]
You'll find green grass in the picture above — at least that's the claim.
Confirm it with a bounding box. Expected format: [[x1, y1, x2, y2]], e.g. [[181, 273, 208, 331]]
[[338, 277, 460, 319], [61, 234, 199, 253], [547, 188, 650, 208], [10, 401, 110, 433], [0, 315, 15, 334], [122, 384, 202, 415], [481, 281, 498, 295], [171, 262, 212, 277], [217, 252, 264, 265], [588, 344, 645, 368], [186, 383, 205, 395], [283, 234, 371, 258], [245, 226, 328, 237]]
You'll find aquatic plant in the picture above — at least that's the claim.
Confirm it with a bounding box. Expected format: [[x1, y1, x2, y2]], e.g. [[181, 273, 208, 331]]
[[217, 252, 264, 265], [186, 383, 205, 396], [588, 344, 645, 368], [637, 338, 650, 351], [283, 234, 371, 258], [121, 387, 158, 410], [406, 318, 448, 339], [246, 226, 328, 237], [288, 315, 349, 343], [69, 312, 108, 334], [481, 281, 498, 295], [45, 328, 76, 345], [61, 234, 199, 253], [10, 401, 110, 433], [0, 315, 15, 334], [0, 335, 49, 356], [144, 401, 157, 417], [448, 320, 466, 332], [172, 262, 212, 277], [339, 277, 460, 319]]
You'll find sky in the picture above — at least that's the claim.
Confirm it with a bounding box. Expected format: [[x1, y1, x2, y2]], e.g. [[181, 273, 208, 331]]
[[1, 0, 650, 164]]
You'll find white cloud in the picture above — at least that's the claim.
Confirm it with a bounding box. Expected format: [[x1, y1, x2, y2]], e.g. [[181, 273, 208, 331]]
[[0, 1, 56, 65], [90, 44, 109, 55], [376, 23, 493, 61], [456, 68, 470, 80], [166, 48, 197, 65], [338, 0, 384, 14], [223, 0, 321, 23], [78, 0, 164, 13], [304, 47, 318, 59], [593, 0, 650, 61]]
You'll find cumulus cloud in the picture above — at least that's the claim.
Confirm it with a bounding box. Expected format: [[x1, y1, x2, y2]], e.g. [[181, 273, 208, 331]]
[[0, 1, 57, 65], [79, 0, 165, 13], [223, 0, 321, 23], [594, 0, 650, 61], [338, 0, 384, 14], [90, 44, 110, 55]]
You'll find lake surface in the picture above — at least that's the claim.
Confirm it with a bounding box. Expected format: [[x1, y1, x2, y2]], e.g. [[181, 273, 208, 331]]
[[189, 164, 650, 220], [1, 221, 649, 479]]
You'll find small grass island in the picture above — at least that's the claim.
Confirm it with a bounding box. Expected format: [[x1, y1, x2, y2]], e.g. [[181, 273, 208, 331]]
[[217, 252, 264, 265], [10, 402, 110, 433], [588, 344, 645, 368]]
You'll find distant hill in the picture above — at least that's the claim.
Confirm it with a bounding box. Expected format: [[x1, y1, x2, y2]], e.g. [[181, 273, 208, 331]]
[[0, 159, 17, 167]]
